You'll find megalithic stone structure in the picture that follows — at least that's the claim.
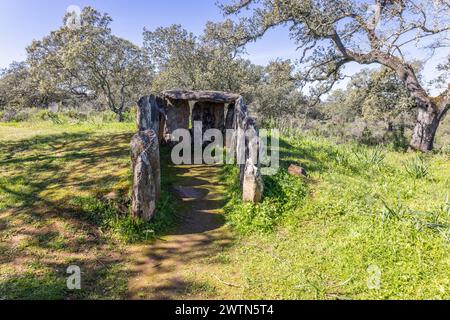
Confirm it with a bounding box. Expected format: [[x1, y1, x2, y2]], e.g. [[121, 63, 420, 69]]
[[137, 95, 166, 144], [130, 130, 161, 221], [131, 90, 264, 222]]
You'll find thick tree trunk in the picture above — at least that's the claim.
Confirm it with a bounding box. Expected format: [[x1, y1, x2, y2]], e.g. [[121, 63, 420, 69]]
[[409, 105, 441, 152], [330, 31, 449, 152], [386, 61, 447, 152], [410, 98, 450, 152]]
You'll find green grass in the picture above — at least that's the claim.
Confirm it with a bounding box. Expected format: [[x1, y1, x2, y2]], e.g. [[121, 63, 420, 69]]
[[0, 119, 176, 299], [212, 133, 450, 299], [68, 146, 177, 243], [1, 119, 449, 300]]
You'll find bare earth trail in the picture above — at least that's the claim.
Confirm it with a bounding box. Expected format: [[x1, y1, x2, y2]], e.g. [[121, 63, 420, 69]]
[[127, 164, 233, 300]]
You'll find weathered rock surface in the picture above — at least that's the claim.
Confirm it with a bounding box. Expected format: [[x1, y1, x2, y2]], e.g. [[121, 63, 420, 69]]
[[165, 98, 191, 141], [243, 159, 264, 203], [131, 130, 161, 221], [163, 90, 240, 103], [288, 164, 308, 178], [137, 95, 166, 143], [225, 103, 235, 130], [192, 101, 225, 134]]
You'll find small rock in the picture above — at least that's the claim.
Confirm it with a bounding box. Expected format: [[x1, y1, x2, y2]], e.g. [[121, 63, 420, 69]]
[[288, 165, 308, 178], [105, 192, 118, 201]]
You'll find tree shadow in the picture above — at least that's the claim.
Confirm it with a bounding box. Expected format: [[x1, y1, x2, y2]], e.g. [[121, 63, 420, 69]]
[[0, 130, 134, 299], [0, 130, 233, 300]]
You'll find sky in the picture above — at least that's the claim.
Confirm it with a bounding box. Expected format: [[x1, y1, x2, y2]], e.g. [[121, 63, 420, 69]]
[[0, 0, 448, 94]]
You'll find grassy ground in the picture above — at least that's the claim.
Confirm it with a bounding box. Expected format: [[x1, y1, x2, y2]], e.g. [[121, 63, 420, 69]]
[[0, 120, 177, 299], [0, 120, 449, 300], [192, 134, 450, 299]]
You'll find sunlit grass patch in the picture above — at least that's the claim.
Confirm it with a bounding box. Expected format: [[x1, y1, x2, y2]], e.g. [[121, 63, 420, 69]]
[[217, 132, 450, 299], [0, 121, 147, 299]]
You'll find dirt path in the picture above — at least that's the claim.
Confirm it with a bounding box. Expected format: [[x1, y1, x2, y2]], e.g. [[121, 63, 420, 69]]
[[127, 164, 232, 300]]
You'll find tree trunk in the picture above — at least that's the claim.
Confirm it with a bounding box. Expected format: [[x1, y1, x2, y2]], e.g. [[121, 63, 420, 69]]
[[385, 61, 446, 152], [410, 100, 449, 152], [409, 104, 440, 152]]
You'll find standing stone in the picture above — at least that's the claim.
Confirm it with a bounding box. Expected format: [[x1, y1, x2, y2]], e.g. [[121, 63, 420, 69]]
[[131, 130, 161, 221], [137, 95, 166, 143], [242, 121, 263, 203], [242, 158, 264, 203], [225, 103, 235, 130], [138, 95, 159, 132], [213, 103, 225, 132], [192, 103, 203, 123], [165, 98, 191, 141], [192, 102, 226, 133]]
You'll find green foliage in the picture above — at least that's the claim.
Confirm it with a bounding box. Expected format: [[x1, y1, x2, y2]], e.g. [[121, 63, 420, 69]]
[[143, 24, 262, 95], [217, 132, 450, 299], [0, 271, 68, 300], [26, 6, 152, 121], [391, 125, 410, 152], [69, 194, 174, 243], [352, 146, 386, 168], [222, 165, 308, 234], [404, 155, 430, 179], [251, 59, 306, 125]]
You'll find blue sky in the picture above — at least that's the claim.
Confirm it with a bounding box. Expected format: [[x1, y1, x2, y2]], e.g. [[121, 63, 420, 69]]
[[0, 0, 448, 94], [0, 0, 300, 67]]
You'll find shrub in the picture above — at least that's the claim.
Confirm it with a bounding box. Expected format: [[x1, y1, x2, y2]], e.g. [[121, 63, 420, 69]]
[[391, 124, 409, 152], [404, 155, 430, 179], [352, 146, 386, 168]]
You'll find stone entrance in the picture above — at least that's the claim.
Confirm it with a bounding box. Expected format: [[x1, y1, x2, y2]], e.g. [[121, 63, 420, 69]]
[[130, 90, 264, 221]]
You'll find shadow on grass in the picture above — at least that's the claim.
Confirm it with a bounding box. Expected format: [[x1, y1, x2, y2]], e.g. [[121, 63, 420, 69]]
[[0, 131, 231, 300], [0, 131, 134, 299]]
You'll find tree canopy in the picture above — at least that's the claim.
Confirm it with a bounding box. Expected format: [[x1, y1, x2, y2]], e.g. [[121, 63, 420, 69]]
[[26, 7, 152, 121], [210, 0, 450, 151]]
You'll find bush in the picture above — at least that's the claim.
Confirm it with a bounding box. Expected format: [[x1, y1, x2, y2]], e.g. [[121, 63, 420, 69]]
[[404, 155, 430, 179], [391, 124, 409, 152]]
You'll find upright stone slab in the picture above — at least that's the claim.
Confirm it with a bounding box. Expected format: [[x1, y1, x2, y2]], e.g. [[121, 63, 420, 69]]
[[164, 98, 190, 141], [130, 130, 161, 221], [242, 158, 264, 203], [242, 119, 263, 203], [138, 95, 166, 143], [234, 97, 249, 187], [232, 97, 264, 202], [225, 103, 235, 130], [192, 101, 225, 133]]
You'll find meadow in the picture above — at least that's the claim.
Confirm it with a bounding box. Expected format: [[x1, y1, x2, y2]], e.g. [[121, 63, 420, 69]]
[[0, 117, 449, 299]]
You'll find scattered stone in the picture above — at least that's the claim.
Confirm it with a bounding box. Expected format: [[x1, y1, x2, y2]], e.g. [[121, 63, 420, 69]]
[[288, 164, 308, 178], [104, 191, 118, 201]]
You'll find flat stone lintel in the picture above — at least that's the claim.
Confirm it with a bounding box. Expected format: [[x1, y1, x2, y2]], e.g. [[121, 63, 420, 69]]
[[162, 90, 241, 104]]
